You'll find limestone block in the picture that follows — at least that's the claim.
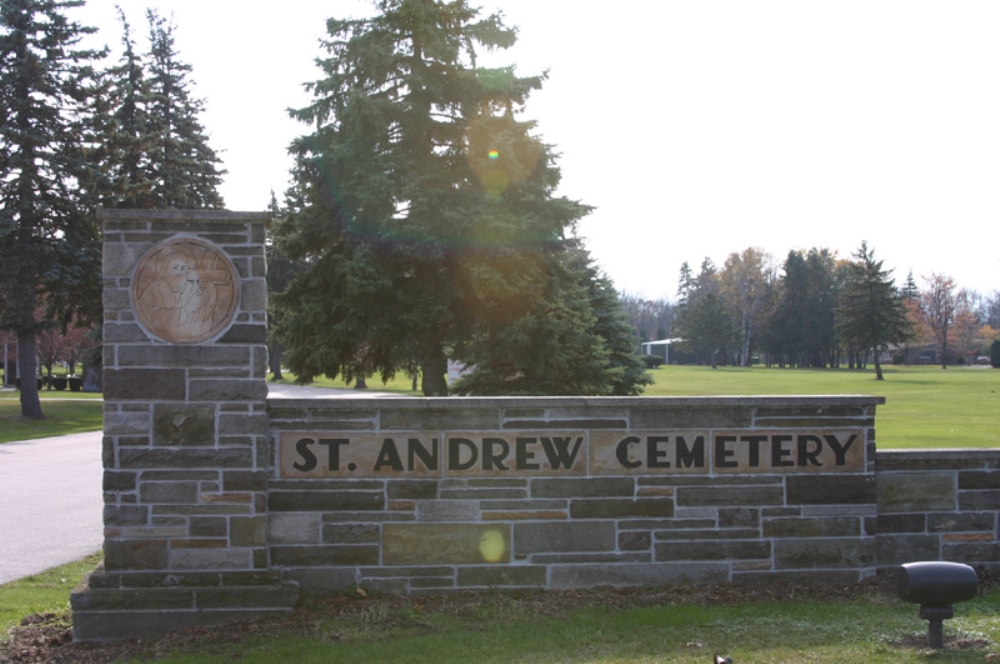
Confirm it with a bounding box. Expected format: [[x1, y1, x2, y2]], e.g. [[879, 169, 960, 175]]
[[878, 473, 956, 513], [268, 513, 321, 544]]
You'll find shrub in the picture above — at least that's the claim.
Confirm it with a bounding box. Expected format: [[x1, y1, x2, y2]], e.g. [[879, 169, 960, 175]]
[[639, 354, 665, 368], [991, 340, 1000, 368]]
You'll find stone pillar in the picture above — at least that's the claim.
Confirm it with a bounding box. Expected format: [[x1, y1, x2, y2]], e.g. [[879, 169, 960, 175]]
[[72, 210, 298, 641]]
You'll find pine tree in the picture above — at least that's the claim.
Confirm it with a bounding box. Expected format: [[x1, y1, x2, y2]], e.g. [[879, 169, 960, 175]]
[[836, 241, 913, 380], [273, 0, 618, 396], [144, 9, 224, 209], [0, 0, 104, 419]]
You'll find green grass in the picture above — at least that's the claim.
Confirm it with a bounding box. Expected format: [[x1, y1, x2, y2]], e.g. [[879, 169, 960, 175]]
[[643, 364, 1000, 449], [0, 552, 102, 643], [116, 588, 1000, 662], [0, 389, 104, 444]]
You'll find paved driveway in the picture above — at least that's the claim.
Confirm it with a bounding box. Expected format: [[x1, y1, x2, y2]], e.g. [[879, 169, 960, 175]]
[[0, 432, 104, 584]]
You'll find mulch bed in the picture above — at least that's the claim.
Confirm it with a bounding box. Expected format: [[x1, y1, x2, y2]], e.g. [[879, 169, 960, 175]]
[[0, 574, 993, 663]]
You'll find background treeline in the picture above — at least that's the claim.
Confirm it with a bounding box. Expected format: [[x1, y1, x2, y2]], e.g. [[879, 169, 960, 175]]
[[621, 246, 1000, 370]]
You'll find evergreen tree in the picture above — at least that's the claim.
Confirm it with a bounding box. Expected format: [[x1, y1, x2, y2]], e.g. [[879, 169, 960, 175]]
[[274, 0, 614, 396], [678, 292, 737, 368], [0, 0, 104, 419], [143, 9, 224, 209], [836, 241, 913, 380], [97, 7, 156, 208]]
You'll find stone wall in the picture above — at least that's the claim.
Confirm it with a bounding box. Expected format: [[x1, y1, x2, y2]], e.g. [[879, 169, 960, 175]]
[[72, 209, 999, 641], [266, 396, 881, 594], [876, 450, 1000, 569]]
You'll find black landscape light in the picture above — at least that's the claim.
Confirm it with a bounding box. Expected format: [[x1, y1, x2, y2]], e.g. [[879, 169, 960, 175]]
[[896, 561, 978, 648]]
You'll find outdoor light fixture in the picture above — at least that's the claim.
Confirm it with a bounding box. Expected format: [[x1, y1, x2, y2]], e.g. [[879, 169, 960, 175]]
[[896, 561, 978, 649]]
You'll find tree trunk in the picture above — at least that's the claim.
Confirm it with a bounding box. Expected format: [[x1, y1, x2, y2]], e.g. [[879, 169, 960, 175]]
[[268, 341, 284, 381], [354, 376, 368, 390], [17, 330, 43, 420], [874, 351, 884, 381], [420, 335, 449, 396]]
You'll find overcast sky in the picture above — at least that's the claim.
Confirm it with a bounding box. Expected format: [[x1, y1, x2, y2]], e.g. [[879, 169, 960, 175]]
[[77, 1, 999, 299]]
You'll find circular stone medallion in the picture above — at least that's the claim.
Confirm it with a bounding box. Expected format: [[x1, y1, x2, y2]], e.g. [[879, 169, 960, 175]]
[[131, 237, 240, 344]]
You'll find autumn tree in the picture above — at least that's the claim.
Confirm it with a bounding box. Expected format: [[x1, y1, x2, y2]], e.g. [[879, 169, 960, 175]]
[[921, 273, 958, 369], [720, 247, 774, 366]]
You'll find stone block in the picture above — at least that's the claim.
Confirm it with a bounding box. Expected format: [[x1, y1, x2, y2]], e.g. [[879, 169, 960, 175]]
[[531, 477, 635, 498], [153, 403, 215, 447], [171, 548, 252, 570], [876, 534, 940, 566], [271, 545, 379, 567], [514, 521, 615, 554], [763, 517, 861, 538], [550, 562, 729, 589], [268, 513, 322, 544], [386, 480, 439, 501], [656, 540, 771, 562], [103, 505, 149, 527], [282, 568, 358, 595], [774, 538, 874, 569], [104, 539, 168, 570], [268, 491, 384, 512], [384, 524, 512, 565], [876, 513, 926, 533], [676, 485, 784, 507], [105, 369, 186, 401], [119, 448, 253, 469], [189, 379, 267, 402], [139, 481, 199, 504], [416, 500, 480, 521], [786, 475, 876, 505], [218, 323, 268, 343], [457, 566, 547, 588], [959, 471, 1000, 490], [878, 473, 955, 512], [718, 508, 757, 528], [230, 516, 267, 546], [928, 512, 995, 533], [380, 407, 500, 430], [958, 490, 1000, 511], [323, 523, 380, 544], [570, 498, 674, 519], [190, 517, 227, 537], [223, 470, 268, 492], [630, 407, 750, 429], [104, 471, 137, 492], [619, 531, 652, 551], [70, 587, 194, 611], [195, 584, 299, 609]]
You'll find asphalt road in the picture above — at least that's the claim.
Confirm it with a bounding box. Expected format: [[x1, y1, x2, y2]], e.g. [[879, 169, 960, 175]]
[[0, 383, 401, 585], [0, 431, 104, 585]]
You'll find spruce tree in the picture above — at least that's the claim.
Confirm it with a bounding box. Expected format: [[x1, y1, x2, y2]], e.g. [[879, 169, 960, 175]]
[[836, 241, 913, 380], [273, 0, 633, 396], [144, 9, 224, 209], [0, 0, 104, 419]]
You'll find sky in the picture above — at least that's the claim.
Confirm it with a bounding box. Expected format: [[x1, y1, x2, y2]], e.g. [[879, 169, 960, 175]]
[[75, 1, 999, 299]]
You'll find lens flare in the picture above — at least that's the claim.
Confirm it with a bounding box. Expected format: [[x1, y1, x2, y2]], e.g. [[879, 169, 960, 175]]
[[488, 149, 499, 160], [479, 529, 507, 563]]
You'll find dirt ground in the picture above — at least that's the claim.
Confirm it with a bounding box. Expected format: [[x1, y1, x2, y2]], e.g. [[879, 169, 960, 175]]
[[0, 575, 993, 663]]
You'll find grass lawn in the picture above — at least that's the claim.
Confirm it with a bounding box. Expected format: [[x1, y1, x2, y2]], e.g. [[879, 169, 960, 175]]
[[0, 389, 103, 444], [3, 562, 999, 662]]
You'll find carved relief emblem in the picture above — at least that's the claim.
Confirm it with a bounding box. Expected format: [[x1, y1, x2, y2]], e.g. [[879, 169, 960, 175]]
[[131, 237, 240, 344]]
